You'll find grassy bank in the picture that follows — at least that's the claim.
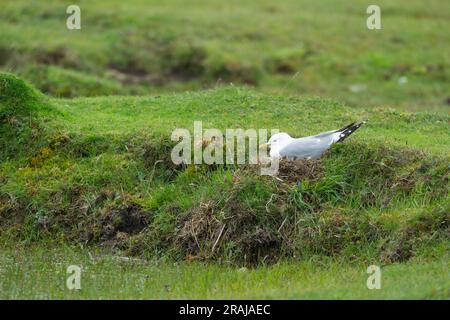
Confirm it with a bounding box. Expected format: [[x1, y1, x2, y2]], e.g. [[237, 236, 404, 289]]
[[1, 74, 448, 273]]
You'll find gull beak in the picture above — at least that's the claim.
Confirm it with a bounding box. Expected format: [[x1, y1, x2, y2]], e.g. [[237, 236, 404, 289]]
[[259, 143, 269, 149]]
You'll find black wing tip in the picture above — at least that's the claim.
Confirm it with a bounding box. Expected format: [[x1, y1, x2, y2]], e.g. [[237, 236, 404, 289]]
[[336, 119, 367, 143], [337, 119, 367, 131]]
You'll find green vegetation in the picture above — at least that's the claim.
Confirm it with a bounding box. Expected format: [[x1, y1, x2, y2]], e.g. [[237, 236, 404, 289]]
[[0, 0, 449, 299], [1, 0, 449, 110], [1, 245, 448, 299], [1, 75, 448, 273]]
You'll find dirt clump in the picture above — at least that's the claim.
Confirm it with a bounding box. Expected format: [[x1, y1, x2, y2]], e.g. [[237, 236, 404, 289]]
[[175, 181, 281, 265], [85, 204, 152, 247], [102, 204, 150, 236], [277, 159, 324, 183]]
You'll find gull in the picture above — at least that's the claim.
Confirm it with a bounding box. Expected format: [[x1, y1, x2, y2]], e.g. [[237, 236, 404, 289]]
[[261, 121, 367, 160]]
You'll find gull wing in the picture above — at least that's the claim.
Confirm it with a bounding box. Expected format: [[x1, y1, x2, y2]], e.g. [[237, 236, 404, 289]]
[[279, 133, 337, 159], [278, 121, 366, 159]]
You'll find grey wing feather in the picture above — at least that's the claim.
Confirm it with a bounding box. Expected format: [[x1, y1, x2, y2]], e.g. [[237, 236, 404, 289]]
[[279, 133, 337, 159], [311, 129, 338, 138]]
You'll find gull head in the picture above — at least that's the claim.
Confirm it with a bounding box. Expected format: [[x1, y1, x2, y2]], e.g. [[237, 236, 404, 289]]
[[262, 132, 292, 157]]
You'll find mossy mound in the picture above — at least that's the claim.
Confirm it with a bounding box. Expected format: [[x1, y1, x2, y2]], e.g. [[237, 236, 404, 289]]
[[0, 73, 46, 119], [0, 73, 51, 159]]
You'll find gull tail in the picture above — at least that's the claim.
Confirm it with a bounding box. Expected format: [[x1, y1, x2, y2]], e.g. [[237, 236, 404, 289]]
[[335, 120, 367, 143]]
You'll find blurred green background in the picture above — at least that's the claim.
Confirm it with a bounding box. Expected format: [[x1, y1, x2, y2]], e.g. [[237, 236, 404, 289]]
[[1, 0, 449, 111]]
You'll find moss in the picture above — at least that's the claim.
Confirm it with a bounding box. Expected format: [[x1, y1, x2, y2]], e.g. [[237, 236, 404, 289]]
[[0, 73, 44, 119], [0, 73, 53, 159]]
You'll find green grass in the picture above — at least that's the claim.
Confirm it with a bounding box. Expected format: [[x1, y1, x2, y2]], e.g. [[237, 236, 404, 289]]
[[1, 0, 449, 110], [1, 75, 448, 273], [1, 0, 449, 298], [0, 245, 448, 299]]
